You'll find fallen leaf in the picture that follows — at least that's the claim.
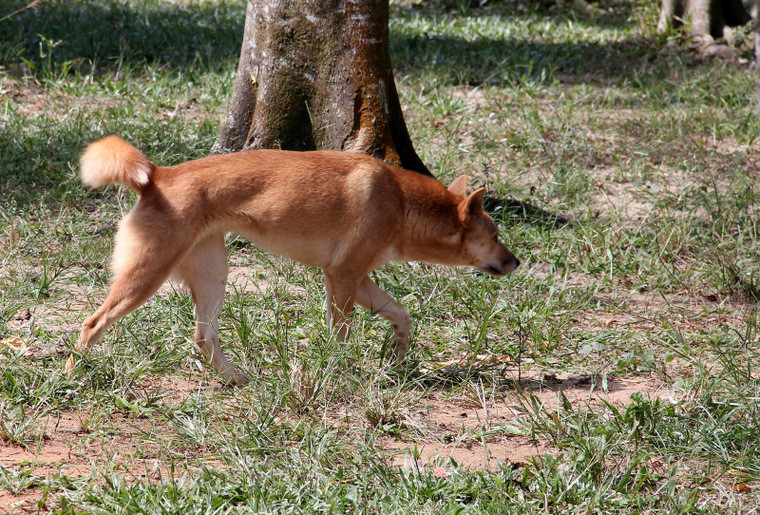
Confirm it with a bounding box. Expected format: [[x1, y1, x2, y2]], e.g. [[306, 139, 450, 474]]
[[0, 336, 27, 352], [734, 483, 752, 494], [420, 354, 516, 373]]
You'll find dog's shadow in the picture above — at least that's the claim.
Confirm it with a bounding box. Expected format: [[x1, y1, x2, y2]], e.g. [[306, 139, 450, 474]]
[[484, 195, 576, 229]]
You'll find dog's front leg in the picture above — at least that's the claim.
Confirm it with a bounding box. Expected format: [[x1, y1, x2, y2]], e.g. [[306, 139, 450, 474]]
[[356, 275, 411, 359], [175, 233, 249, 386]]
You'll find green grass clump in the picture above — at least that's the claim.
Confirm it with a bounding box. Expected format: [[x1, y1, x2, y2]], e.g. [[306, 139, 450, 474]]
[[2, 0, 760, 512]]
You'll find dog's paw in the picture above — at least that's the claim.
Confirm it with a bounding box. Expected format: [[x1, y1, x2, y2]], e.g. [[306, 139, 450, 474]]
[[64, 354, 77, 374], [227, 372, 250, 386]]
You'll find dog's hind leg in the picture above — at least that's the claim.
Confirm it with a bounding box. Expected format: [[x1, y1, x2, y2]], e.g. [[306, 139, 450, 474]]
[[174, 233, 248, 386], [355, 275, 411, 359], [65, 228, 182, 374]]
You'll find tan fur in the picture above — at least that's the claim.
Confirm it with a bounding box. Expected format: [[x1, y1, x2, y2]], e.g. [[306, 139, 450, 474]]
[[65, 136, 519, 385], [80, 136, 153, 191]]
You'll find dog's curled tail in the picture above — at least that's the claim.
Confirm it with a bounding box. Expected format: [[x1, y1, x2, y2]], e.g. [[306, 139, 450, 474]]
[[80, 135, 154, 192]]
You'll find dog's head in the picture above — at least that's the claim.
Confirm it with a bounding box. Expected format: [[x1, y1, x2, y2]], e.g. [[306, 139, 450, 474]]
[[449, 177, 520, 276]]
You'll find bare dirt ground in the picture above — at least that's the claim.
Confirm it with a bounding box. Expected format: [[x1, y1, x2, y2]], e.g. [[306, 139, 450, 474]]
[[1, 244, 748, 513], [4, 264, 675, 500], [1, 367, 670, 512], [381, 373, 673, 471], [2, 261, 678, 511]]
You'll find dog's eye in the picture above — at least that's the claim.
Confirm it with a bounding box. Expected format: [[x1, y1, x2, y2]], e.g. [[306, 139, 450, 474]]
[[493, 235, 500, 243]]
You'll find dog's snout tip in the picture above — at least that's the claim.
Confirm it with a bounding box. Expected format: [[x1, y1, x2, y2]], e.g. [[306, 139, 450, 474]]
[[501, 257, 520, 275]]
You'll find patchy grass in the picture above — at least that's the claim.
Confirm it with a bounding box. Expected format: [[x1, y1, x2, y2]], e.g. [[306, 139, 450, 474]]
[[2, 0, 760, 512]]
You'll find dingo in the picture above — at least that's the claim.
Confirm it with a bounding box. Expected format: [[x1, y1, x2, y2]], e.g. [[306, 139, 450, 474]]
[[66, 136, 519, 385]]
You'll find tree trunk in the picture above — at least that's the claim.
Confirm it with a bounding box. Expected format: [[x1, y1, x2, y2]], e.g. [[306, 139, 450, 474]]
[[755, 0, 760, 111], [212, 0, 431, 177], [658, 0, 751, 40]]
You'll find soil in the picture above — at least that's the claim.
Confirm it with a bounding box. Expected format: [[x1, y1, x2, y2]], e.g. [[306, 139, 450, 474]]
[[0, 364, 669, 512], [380, 372, 672, 471], [1, 257, 678, 512]]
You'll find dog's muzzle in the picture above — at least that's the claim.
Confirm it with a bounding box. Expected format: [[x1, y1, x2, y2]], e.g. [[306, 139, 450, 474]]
[[481, 257, 520, 276]]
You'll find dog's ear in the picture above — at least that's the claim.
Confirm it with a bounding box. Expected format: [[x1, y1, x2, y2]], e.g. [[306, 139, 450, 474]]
[[459, 188, 485, 223], [447, 176, 468, 198]]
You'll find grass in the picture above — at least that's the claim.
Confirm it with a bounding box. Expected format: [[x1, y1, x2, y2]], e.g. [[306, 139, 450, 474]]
[[2, 0, 760, 512]]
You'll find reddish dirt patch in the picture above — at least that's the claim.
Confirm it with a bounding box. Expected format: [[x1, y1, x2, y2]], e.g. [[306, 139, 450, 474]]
[[0, 401, 221, 513], [0, 74, 119, 118], [380, 372, 672, 471]]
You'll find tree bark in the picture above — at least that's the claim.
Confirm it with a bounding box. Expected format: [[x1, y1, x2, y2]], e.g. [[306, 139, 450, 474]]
[[212, 0, 431, 177], [658, 0, 751, 39], [755, 0, 760, 112]]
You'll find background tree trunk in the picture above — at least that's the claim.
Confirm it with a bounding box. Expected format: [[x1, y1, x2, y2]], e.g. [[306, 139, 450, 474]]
[[755, 0, 760, 110], [212, 0, 431, 177], [658, 0, 751, 41]]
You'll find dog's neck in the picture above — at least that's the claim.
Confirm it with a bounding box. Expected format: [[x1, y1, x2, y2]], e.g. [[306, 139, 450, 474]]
[[395, 185, 464, 266]]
